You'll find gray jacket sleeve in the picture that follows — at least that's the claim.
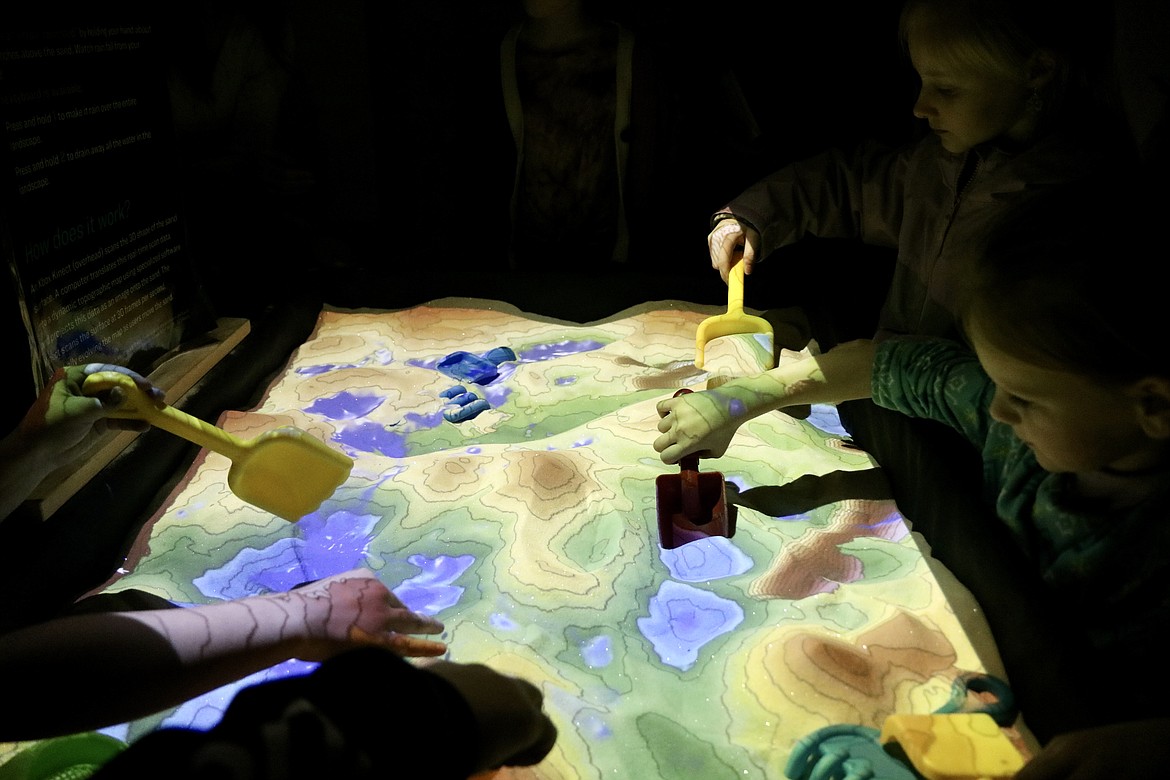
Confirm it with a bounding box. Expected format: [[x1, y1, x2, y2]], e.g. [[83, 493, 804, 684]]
[[721, 139, 910, 260]]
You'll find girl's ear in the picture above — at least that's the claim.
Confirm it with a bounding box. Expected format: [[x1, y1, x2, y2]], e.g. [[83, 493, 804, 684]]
[[1132, 377, 1170, 439], [1026, 49, 1058, 90]]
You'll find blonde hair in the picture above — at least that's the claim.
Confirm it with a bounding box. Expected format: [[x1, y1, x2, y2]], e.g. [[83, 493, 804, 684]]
[[899, 0, 1038, 82], [961, 171, 1167, 383], [897, 0, 1094, 132]]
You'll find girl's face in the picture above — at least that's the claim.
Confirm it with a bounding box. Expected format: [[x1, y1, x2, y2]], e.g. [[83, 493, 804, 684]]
[[969, 322, 1160, 475], [906, 24, 1037, 152]]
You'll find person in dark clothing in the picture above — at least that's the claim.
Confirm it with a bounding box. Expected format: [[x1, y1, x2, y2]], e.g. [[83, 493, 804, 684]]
[[90, 646, 557, 779]]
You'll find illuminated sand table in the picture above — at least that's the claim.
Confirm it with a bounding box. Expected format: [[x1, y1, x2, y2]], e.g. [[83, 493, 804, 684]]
[[93, 300, 992, 778]]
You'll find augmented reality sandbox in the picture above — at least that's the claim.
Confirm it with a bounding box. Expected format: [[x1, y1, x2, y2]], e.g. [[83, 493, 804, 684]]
[[11, 299, 1005, 778]]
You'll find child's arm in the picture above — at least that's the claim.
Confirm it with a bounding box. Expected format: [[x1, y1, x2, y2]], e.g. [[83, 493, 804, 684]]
[[91, 647, 557, 779], [654, 339, 876, 464], [0, 364, 161, 520], [708, 142, 908, 283], [0, 568, 446, 741]]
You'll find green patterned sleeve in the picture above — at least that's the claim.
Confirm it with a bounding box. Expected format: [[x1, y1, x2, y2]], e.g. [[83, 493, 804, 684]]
[[871, 336, 996, 448]]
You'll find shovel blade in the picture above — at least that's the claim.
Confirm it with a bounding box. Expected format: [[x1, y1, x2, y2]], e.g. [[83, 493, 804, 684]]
[[226, 427, 353, 521], [694, 314, 775, 369], [695, 260, 774, 369], [655, 471, 734, 549], [81, 371, 352, 522]]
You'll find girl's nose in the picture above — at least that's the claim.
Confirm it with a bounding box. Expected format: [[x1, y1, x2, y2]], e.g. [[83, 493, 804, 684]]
[[988, 390, 1016, 425], [912, 91, 933, 119]]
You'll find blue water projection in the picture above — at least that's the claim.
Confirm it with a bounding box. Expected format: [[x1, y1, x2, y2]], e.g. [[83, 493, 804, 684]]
[[579, 634, 613, 668], [618, 537, 754, 671], [193, 509, 381, 599], [659, 536, 753, 583], [294, 347, 393, 377], [305, 390, 384, 419], [518, 340, 605, 361], [490, 612, 520, 631], [304, 391, 446, 457], [638, 580, 744, 671], [392, 553, 475, 616], [807, 403, 848, 436]]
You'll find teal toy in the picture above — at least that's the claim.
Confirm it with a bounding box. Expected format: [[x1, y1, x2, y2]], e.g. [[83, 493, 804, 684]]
[[786, 674, 1021, 780], [785, 724, 918, 780]]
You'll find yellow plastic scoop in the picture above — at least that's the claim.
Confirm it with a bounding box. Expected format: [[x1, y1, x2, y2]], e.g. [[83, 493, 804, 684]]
[[83, 371, 353, 521], [695, 261, 774, 369]]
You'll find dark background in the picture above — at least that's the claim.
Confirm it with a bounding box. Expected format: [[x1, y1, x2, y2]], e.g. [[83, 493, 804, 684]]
[[9, 0, 1169, 358], [163, 0, 916, 322]]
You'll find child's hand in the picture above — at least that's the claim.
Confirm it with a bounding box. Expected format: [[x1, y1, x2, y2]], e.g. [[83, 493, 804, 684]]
[[18, 363, 162, 467], [708, 217, 761, 282], [653, 389, 742, 464], [78, 362, 165, 415], [289, 568, 447, 660]]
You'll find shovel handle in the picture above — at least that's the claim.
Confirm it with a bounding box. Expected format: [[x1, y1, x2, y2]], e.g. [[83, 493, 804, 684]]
[[726, 261, 746, 315], [672, 389, 705, 520], [672, 388, 701, 465], [679, 459, 703, 520], [82, 371, 249, 460]]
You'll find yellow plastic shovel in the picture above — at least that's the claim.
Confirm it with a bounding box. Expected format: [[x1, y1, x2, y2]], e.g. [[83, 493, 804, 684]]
[[694, 261, 774, 369], [83, 371, 353, 521]]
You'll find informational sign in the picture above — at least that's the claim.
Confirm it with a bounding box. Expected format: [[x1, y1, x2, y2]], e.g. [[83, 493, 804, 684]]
[[1, 7, 215, 393]]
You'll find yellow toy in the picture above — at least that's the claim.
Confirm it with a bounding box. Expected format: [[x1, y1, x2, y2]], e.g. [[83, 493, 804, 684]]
[[786, 674, 1026, 780], [879, 713, 1025, 780], [83, 371, 352, 522], [694, 261, 774, 369]]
